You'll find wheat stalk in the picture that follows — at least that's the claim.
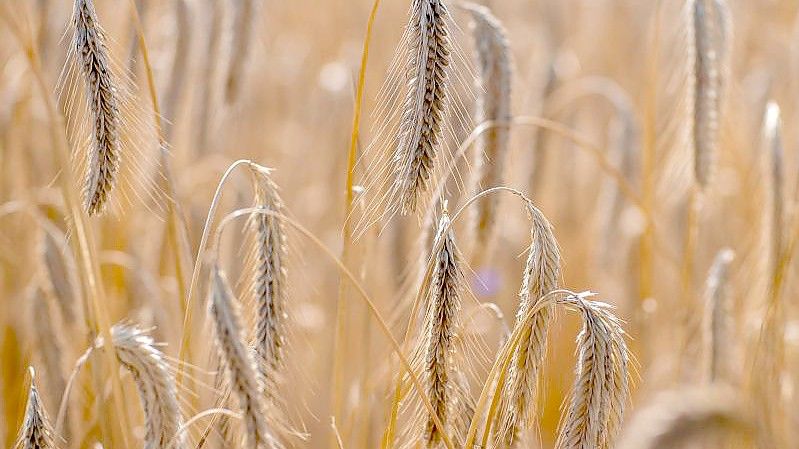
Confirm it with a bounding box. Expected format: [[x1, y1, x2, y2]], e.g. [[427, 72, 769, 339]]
[[462, 2, 512, 261], [495, 205, 560, 447], [391, 0, 451, 215], [71, 0, 122, 216], [16, 368, 59, 449], [208, 264, 281, 449], [690, 0, 731, 188], [36, 0, 51, 62], [125, 0, 147, 77], [616, 386, 753, 449], [702, 248, 734, 383], [109, 324, 183, 449]]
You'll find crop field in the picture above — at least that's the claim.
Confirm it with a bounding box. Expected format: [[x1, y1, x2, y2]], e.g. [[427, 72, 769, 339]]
[[0, 1, 797, 448]]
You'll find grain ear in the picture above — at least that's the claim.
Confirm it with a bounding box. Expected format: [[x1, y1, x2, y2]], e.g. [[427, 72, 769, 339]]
[[555, 299, 630, 449], [246, 163, 289, 403], [391, 0, 452, 216], [462, 2, 513, 265], [691, 0, 731, 188], [418, 210, 466, 447], [71, 0, 123, 215], [495, 206, 561, 447], [108, 324, 183, 449], [16, 368, 59, 449], [60, 0, 166, 217], [208, 265, 282, 449], [615, 386, 754, 449]]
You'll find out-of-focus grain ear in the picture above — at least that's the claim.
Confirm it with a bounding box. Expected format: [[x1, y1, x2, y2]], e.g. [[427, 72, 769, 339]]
[[615, 385, 754, 449], [461, 2, 513, 267]]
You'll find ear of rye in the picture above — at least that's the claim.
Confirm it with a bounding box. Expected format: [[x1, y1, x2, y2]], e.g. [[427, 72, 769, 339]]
[[72, 0, 123, 215], [419, 211, 464, 447], [691, 0, 731, 188], [16, 369, 59, 449], [247, 164, 289, 401], [209, 265, 281, 449], [495, 206, 560, 447], [555, 299, 630, 449], [702, 248, 734, 383], [109, 324, 183, 449], [392, 0, 451, 215], [463, 2, 512, 262]]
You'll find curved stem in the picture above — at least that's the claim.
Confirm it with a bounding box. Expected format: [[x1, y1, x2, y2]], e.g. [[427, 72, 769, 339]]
[[177, 159, 252, 382], [174, 408, 242, 449], [423, 116, 646, 229], [335, 1, 382, 445], [56, 346, 94, 434]]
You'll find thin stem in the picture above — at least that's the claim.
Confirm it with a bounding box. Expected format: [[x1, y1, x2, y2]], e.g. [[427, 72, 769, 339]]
[[177, 159, 252, 383], [334, 1, 382, 446]]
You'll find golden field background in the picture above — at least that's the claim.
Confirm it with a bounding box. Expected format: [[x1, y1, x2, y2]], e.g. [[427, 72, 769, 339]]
[[0, 0, 797, 448]]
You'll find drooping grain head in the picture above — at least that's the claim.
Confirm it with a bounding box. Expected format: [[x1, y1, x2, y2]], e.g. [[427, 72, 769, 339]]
[[555, 299, 629, 449], [109, 324, 183, 449], [72, 0, 122, 216], [463, 2, 512, 261], [420, 211, 464, 447], [208, 265, 281, 449], [16, 368, 58, 449], [247, 163, 288, 398], [750, 101, 788, 449], [495, 205, 561, 447], [392, 0, 451, 215]]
